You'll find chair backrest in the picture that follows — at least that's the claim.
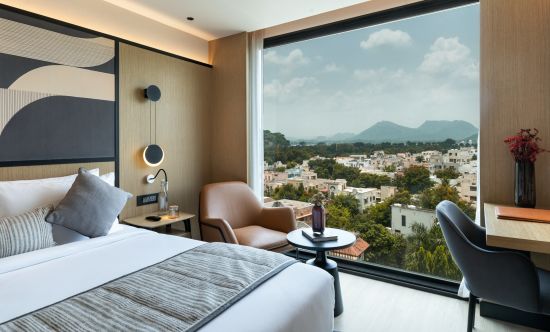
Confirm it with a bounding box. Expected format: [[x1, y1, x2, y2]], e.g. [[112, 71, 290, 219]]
[[436, 200, 540, 312], [200, 181, 262, 229]]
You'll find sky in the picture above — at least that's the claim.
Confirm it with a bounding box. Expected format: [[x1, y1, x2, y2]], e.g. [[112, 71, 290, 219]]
[[263, 4, 480, 139]]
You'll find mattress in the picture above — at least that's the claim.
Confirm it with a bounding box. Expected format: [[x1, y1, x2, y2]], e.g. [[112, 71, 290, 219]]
[[0, 226, 335, 332]]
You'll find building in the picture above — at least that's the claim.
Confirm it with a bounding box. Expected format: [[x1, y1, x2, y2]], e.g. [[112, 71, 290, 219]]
[[457, 172, 478, 205], [264, 199, 314, 223], [391, 204, 437, 236], [331, 238, 370, 261], [342, 187, 379, 212]]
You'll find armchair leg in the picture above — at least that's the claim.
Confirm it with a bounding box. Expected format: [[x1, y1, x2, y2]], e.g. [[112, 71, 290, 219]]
[[467, 293, 477, 332]]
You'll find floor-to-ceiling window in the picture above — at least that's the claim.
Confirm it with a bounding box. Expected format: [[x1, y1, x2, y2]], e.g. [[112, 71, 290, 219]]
[[263, 2, 479, 282]]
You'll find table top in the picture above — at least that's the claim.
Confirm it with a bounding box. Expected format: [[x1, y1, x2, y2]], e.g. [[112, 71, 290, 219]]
[[123, 211, 195, 229], [484, 203, 550, 254], [287, 228, 356, 251]]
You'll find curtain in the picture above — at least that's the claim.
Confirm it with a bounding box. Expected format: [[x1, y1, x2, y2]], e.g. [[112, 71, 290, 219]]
[[247, 30, 265, 200]]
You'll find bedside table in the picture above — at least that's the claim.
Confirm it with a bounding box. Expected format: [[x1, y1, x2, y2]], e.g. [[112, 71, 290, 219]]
[[122, 212, 195, 235]]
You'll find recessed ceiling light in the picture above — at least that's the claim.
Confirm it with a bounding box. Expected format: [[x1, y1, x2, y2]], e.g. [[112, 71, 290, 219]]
[[187, 17, 194, 21]]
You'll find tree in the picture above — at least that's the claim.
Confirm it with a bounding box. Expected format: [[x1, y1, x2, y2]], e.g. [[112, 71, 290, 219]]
[[350, 173, 392, 188], [415, 155, 424, 163], [326, 204, 352, 230], [399, 165, 432, 193], [435, 167, 460, 184], [354, 216, 407, 268], [364, 190, 412, 227], [271, 183, 318, 202], [416, 183, 475, 219], [329, 194, 361, 217], [404, 222, 462, 280], [384, 164, 397, 172]]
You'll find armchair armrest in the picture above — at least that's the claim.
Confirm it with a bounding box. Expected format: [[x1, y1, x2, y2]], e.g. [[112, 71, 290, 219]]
[[258, 207, 297, 233], [200, 218, 238, 244]]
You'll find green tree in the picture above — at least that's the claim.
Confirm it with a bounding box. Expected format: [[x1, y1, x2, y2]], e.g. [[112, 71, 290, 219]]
[[354, 216, 407, 268], [350, 173, 392, 188], [416, 183, 475, 219], [326, 204, 352, 230], [404, 222, 462, 280], [435, 167, 460, 184], [364, 190, 412, 227], [384, 164, 397, 172], [329, 194, 361, 217], [399, 165, 432, 193], [415, 155, 424, 163]]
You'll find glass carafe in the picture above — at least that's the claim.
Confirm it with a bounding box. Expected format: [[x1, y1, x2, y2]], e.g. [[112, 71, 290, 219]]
[[159, 180, 169, 213]]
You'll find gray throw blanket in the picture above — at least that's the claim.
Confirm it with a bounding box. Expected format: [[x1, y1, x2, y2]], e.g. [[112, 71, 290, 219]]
[[0, 242, 297, 332]]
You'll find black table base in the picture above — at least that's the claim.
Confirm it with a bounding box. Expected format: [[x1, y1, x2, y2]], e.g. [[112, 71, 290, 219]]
[[307, 250, 343, 316]]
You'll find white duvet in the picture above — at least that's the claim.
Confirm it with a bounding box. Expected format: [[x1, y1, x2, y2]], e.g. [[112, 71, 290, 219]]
[[0, 226, 334, 332]]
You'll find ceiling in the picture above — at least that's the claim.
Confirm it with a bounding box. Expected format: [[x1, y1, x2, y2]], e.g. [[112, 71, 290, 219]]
[[102, 0, 370, 41]]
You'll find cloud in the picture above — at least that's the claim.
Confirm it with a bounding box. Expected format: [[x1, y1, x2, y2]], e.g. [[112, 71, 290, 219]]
[[353, 67, 406, 81], [419, 37, 478, 79], [264, 49, 309, 66], [264, 76, 317, 102], [323, 63, 342, 73], [360, 29, 412, 50]]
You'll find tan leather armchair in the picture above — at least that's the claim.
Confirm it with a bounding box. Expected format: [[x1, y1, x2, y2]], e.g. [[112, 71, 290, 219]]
[[199, 181, 296, 252]]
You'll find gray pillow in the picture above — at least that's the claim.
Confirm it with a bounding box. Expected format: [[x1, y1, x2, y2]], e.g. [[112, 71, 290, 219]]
[[46, 168, 132, 238], [0, 205, 56, 258], [51, 224, 90, 245]]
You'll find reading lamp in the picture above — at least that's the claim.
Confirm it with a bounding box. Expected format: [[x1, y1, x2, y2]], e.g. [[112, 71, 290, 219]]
[[143, 85, 164, 167], [146, 168, 169, 214]]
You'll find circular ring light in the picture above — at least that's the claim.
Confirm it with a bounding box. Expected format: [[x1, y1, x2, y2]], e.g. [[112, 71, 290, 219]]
[[143, 144, 165, 167]]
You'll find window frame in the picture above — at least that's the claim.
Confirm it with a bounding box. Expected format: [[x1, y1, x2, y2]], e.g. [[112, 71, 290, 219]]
[[262, 0, 480, 294]]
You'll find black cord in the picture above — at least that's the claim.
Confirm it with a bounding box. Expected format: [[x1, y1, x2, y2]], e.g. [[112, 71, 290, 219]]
[[149, 101, 152, 144], [150, 168, 168, 182]]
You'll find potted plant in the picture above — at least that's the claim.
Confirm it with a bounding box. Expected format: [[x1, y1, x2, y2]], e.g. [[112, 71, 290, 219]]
[[504, 128, 546, 208], [309, 192, 327, 234]]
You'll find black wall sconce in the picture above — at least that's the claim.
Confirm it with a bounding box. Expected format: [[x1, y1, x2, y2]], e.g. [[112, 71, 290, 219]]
[[143, 85, 164, 167]]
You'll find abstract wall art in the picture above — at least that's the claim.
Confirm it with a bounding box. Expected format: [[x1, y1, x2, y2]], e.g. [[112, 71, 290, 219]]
[[0, 7, 117, 166]]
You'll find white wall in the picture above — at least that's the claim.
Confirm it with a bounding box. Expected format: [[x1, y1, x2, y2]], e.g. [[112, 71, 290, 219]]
[[0, 0, 209, 63], [391, 205, 436, 236]]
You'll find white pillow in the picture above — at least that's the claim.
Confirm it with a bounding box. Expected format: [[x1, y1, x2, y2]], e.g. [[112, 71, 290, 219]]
[[99, 172, 125, 234], [0, 169, 100, 217]]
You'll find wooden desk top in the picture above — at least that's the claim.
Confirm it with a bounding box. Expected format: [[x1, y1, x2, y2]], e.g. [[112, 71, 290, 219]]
[[485, 203, 550, 254], [123, 212, 195, 229]]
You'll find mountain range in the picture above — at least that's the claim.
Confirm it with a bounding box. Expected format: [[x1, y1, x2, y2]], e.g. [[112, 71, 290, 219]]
[[289, 120, 478, 143]]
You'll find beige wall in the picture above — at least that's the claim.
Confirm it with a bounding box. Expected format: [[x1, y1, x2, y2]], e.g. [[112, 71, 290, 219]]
[[480, 0, 550, 213], [208, 33, 249, 183], [118, 43, 212, 238]]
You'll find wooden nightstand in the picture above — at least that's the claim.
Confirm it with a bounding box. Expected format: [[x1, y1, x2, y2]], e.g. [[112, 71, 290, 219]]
[[122, 212, 195, 236]]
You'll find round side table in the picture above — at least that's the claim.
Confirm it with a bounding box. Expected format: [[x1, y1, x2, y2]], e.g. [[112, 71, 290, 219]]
[[287, 228, 356, 316]]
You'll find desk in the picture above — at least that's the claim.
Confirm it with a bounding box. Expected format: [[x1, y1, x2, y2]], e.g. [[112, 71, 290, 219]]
[[484, 203, 550, 254]]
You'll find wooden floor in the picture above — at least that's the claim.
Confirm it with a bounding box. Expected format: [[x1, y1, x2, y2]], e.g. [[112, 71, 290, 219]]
[[334, 272, 541, 332]]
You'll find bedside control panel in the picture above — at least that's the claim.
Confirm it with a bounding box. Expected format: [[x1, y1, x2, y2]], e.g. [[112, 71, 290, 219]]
[[136, 193, 159, 206]]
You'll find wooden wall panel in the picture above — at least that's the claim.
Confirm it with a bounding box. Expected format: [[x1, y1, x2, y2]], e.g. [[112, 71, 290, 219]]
[[118, 43, 211, 238], [208, 33, 248, 183], [0, 162, 114, 181], [480, 0, 550, 215]]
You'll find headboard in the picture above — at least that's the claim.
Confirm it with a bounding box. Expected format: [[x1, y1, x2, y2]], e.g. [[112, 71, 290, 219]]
[[0, 162, 115, 182]]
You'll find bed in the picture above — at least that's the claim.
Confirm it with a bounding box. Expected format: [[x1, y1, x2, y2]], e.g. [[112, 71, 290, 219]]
[[0, 224, 335, 331]]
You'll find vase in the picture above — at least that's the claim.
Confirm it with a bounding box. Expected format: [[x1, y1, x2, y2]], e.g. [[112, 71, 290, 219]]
[[515, 160, 536, 208], [311, 204, 326, 234]]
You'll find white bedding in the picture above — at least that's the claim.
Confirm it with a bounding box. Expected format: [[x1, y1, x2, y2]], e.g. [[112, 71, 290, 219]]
[[0, 226, 334, 332]]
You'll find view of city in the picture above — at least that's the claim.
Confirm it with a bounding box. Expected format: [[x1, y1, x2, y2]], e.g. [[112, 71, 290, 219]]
[[263, 4, 479, 281]]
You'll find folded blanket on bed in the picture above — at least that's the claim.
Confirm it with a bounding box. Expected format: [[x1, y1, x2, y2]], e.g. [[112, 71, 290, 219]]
[[0, 242, 297, 332]]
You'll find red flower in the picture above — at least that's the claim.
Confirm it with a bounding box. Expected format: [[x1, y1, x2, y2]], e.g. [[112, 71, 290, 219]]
[[504, 128, 546, 162]]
